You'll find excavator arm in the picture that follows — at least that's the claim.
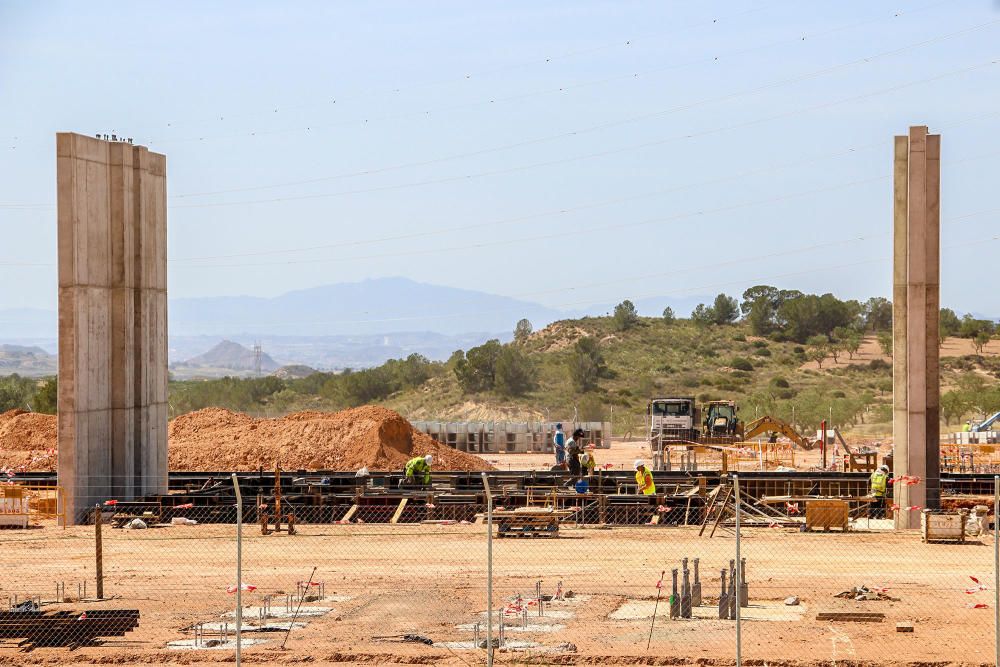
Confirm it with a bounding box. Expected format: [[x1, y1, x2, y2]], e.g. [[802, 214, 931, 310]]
[[742, 415, 814, 449]]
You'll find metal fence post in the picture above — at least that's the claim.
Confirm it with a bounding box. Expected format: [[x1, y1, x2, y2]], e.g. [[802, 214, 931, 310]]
[[994, 475, 998, 667], [734, 473, 742, 667], [481, 472, 493, 667], [232, 473, 243, 665]]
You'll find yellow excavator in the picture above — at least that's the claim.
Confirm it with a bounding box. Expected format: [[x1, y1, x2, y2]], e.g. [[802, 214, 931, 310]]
[[741, 415, 815, 450]]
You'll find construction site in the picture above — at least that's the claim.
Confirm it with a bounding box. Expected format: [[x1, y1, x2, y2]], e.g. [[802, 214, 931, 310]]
[[0, 126, 996, 665], [4, 5, 1000, 666]]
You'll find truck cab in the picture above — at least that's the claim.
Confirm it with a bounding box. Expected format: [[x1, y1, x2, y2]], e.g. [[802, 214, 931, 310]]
[[648, 397, 700, 442]]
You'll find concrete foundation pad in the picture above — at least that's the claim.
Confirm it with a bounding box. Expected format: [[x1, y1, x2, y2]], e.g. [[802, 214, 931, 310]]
[[167, 638, 268, 650], [197, 621, 307, 632], [479, 609, 574, 620], [610, 600, 806, 622], [441, 639, 540, 651], [457, 622, 565, 633], [225, 605, 332, 619]]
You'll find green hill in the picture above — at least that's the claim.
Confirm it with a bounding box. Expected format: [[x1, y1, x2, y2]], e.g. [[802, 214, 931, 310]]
[[383, 316, 897, 438]]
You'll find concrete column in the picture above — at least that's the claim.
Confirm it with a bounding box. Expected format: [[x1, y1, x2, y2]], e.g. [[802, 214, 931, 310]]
[[892, 126, 941, 529], [57, 133, 168, 524]]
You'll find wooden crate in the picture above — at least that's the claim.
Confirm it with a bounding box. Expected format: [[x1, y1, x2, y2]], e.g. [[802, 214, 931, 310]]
[[805, 500, 849, 532], [921, 510, 967, 543]]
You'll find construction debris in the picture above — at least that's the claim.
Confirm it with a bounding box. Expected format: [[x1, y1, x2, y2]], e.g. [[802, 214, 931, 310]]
[[896, 621, 915, 632], [373, 633, 433, 645], [784, 596, 800, 606], [834, 585, 899, 601]]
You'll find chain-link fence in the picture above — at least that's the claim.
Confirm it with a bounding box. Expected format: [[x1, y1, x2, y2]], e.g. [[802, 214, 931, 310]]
[[1, 472, 997, 664]]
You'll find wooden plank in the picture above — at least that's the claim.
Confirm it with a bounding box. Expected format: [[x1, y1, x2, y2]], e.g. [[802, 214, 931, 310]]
[[341, 505, 358, 522], [698, 486, 723, 536], [896, 621, 914, 632], [816, 612, 884, 622], [390, 498, 408, 524]]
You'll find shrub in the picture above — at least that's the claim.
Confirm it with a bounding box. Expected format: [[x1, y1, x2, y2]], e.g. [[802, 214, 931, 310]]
[[793, 346, 805, 354], [733, 333, 747, 342], [771, 377, 790, 388], [753, 348, 772, 357], [752, 340, 768, 348], [729, 357, 754, 372]]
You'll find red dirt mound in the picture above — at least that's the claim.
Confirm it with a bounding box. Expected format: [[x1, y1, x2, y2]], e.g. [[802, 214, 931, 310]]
[[167, 405, 492, 472], [0, 406, 492, 473], [0, 408, 58, 474]]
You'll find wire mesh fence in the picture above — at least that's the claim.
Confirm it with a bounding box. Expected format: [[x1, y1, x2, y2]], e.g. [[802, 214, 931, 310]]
[[0, 473, 997, 664]]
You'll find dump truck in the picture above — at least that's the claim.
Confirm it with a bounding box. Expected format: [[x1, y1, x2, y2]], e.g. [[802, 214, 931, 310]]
[[648, 397, 700, 443]]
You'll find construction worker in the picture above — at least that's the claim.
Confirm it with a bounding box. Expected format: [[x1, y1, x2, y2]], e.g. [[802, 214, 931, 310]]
[[404, 454, 433, 487], [553, 423, 566, 469], [870, 464, 889, 519], [567, 429, 584, 477], [962, 420, 972, 433], [634, 459, 656, 496], [581, 444, 597, 477]]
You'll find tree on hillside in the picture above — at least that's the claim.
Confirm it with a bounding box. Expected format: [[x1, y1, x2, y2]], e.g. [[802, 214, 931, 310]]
[[778, 293, 855, 342], [877, 331, 893, 357], [494, 346, 536, 396], [960, 314, 995, 341], [711, 293, 739, 325], [568, 336, 606, 392], [662, 306, 675, 324], [740, 285, 801, 335], [0, 374, 37, 413], [613, 300, 640, 331], [454, 339, 503, 393], [805, 334, 830, 369], [690, 303, 713, 326], [939, 308, 961, 339], [974, 331, 991, 357], [941, 389, 968, 425], [833, 326, 863, 361], [514, 318, 533, 343], [862, 297, 892, 332]]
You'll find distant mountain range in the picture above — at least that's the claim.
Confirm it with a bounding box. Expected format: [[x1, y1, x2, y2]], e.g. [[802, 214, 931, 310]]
[[2, 277, 995, 378], [0, 344, 56, 378], [0, 277, 711, 339]]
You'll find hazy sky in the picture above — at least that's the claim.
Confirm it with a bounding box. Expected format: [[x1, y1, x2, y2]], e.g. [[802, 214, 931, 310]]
[[1, 1, 998, 316]]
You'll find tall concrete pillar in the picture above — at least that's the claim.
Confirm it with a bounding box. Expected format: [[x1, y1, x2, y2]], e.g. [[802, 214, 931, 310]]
[[57, 133, 168, 524], [892, 126, 940, 529]]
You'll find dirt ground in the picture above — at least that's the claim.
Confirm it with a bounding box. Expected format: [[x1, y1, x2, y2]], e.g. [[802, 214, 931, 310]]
[[1, 518, 995, 666], [482, 438, 882, 472]]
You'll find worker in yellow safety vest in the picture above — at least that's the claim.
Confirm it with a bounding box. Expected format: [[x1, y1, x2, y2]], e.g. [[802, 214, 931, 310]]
[[869, 464, 889, 519], [403, 454, 433, 487], [634, 459, 656, 496]]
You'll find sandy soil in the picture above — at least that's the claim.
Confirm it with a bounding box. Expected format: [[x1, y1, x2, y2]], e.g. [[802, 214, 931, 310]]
[[800, 334, 1000, 371], [0, 519, 994, 666]]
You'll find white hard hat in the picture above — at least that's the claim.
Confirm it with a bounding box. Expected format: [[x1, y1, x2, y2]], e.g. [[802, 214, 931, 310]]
[[424, 454, 433, 465], [879, 464, 889, 472], [634, 459, 645, 470]]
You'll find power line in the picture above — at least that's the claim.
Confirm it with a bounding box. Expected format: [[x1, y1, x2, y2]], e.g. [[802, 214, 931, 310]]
[[128, 1, 786, 137], [151, 0, 949, 151], [166, 56, 1000, 210], [167, 14, 997, 200]]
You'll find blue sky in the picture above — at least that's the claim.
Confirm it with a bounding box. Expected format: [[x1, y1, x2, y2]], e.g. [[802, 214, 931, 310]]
[[1, 0, 998, 317]]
